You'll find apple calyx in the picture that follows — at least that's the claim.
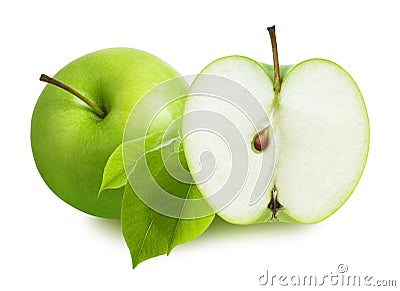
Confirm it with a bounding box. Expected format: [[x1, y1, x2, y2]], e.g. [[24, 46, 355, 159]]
[[39, 74, 107, 118], [267, 187, 282, 220]]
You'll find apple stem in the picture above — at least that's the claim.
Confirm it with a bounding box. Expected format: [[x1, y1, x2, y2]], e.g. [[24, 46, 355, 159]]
[[252, 26, 281, 152], [39, 74, 107, 118], [267, 25, 281, 95]]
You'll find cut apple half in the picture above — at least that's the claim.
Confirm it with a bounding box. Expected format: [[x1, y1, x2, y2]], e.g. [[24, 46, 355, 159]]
[[183, 29, 369, 224]]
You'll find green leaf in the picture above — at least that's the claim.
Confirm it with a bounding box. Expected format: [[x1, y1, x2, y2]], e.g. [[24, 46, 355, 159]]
[[98, 143, 126, 195], [152, 184, 212, 253], [121, 184, 168, 268], [121, 134, 214, 268], [98, 131, 167, 196]]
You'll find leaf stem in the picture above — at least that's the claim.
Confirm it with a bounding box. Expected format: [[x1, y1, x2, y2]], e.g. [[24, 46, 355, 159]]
[[39, 74, 106, 118]]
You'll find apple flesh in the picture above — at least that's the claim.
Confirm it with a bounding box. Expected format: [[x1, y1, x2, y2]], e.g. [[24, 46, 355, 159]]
[[31, 48, 185, 218], [183, 56, 369, 224]]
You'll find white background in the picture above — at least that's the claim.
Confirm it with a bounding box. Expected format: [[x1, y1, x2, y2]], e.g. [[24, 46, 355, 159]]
[[1, 0, 399, 290]]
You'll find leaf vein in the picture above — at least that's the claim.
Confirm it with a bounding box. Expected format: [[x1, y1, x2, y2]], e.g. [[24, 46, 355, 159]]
[[135, 221, 153, 265]]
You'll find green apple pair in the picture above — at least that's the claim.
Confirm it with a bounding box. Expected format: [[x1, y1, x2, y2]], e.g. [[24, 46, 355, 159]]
[[31, 26, 369, 266]]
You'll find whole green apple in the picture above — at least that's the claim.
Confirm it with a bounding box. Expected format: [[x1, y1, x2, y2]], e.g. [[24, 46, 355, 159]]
[[31, 48, 186, 218]]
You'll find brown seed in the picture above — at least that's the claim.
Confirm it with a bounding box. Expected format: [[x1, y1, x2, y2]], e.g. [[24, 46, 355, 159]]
[[254, 128, 269, 151]]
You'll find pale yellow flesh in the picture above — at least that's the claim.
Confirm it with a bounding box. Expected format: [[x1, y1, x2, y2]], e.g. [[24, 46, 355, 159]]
[[183, 57, 275, 223], [275, 59, 369, 223]]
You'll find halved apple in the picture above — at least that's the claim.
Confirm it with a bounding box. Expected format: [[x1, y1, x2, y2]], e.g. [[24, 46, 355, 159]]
[[182, 27, 369, 224]]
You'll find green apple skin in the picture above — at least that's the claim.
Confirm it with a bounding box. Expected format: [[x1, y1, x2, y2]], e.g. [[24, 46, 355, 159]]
[[261, 63, 293, 81], [31, 48, 185, 218]]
